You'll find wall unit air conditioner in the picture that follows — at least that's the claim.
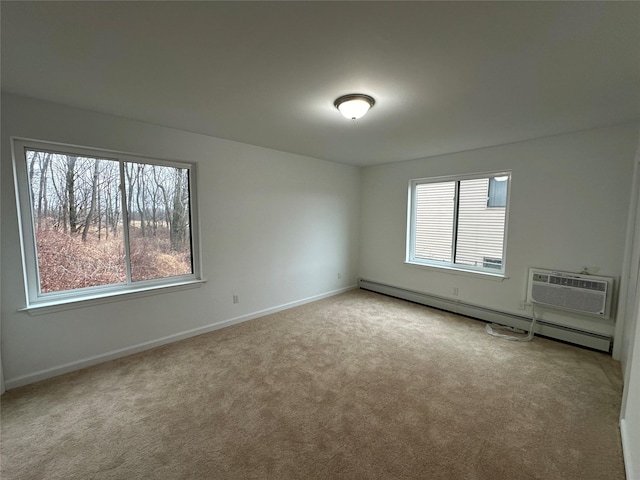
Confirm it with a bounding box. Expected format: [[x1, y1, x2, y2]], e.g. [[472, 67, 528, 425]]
[[526, 268, 613, 318]]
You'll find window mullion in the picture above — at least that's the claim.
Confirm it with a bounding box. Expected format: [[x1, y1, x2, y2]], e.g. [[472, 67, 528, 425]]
[[451, 181, 460, 264], [119, 161, 133, 284]]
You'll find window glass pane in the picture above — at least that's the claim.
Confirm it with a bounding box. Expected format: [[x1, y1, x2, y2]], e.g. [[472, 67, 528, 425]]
[[455, 178, 506, 268], [26, 150, 126, 293], [414, 181, 455, 263], [487, 176, 508, 207], [125, 163, 193, 282]]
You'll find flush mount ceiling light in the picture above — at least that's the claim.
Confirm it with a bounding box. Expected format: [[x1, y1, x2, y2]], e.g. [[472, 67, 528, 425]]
[[334, 94, 375, 120]]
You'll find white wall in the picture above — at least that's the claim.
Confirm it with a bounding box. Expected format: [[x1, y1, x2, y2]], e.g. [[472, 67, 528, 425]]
[[0, 93, 361, 387], [0, 93, 3, 394], [619, 139, 640, 479], [359, 124, 639, 337], [620, 249, 640, 480], [616, 151, 640, 370]]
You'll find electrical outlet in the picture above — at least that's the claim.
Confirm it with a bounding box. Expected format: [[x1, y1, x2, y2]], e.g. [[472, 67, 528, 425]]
[[453, 287, 459, 296], [233, 294, 239, 304], [337, 272, 342, 279]]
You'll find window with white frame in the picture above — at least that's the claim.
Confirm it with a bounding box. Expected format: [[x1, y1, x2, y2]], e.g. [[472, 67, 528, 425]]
[[407, 172, 510, 275], [12, 138, 201, 308]]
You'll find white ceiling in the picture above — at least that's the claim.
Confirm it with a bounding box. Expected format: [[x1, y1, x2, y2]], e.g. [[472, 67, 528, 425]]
[[1, 1, 639, 166]]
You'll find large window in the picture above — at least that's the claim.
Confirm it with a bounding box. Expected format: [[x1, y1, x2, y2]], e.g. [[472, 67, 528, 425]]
[[407, 172, 510, 275], [12, 139, 201, 309]]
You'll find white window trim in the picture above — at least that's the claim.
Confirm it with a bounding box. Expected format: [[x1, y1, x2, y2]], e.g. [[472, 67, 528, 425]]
[[406, 170, 511, 277], [11, 137, 204, 311], [19, 279, 207, 316]]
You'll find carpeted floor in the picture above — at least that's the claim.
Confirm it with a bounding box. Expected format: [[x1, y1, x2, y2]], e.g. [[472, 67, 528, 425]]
[[0, 289, 626, 479]]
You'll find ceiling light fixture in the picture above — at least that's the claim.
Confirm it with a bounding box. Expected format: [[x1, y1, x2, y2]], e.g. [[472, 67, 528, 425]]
[[334, 94, 375, 120]]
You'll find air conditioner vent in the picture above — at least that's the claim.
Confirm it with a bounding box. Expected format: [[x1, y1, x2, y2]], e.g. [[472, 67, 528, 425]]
[[547, 276, 606, 292], [527, 269, 613, 317]]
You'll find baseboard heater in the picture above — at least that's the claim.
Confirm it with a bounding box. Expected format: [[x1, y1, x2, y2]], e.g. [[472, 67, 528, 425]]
[[358, 278, 611, 352]]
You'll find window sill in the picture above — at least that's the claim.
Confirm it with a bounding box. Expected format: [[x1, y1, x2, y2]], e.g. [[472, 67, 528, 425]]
[[404, 261, 508, 281], [20, 279, 207, 316]]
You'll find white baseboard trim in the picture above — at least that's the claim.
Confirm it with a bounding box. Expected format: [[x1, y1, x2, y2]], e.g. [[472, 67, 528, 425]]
[[620, 419, 636, 480], [4, 285, 357, 390]]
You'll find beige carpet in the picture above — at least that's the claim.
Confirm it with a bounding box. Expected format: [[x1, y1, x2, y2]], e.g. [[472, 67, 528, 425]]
[[0, 289, 626, 479]]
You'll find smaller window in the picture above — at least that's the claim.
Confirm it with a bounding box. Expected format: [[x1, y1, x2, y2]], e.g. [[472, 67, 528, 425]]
[[487, 176, 508, 208], [407, 171, 510, 275]]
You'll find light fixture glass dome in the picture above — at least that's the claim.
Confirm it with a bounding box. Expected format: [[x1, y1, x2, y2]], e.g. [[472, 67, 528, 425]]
[[334, 94, 375, 120]]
